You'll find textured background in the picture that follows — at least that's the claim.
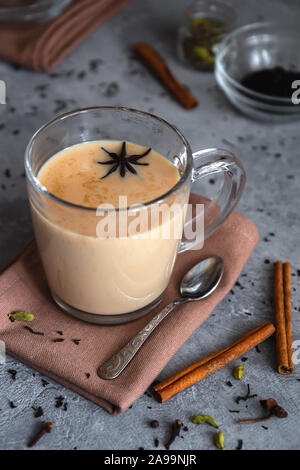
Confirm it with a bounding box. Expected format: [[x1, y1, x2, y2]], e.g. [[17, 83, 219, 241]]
[[0, 0, 299, 450]]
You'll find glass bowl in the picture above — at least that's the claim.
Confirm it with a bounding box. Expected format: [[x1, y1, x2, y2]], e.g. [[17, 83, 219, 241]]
[[215, 22, 300, 122], [0, 0, 72, 23]]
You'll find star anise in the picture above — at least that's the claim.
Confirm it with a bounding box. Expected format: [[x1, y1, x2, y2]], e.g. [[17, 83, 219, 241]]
[[98, 141, 151, 178]]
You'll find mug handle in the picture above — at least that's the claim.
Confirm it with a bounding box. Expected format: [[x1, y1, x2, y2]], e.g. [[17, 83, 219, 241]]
[[179, 148, 246, 253]]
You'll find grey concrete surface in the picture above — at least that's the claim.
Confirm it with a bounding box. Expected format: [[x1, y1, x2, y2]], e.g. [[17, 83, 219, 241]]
[[0, 0, 299, 451]]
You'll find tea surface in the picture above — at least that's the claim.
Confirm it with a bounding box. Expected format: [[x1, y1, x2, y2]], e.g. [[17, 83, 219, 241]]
[[38, 141, 180, 208]]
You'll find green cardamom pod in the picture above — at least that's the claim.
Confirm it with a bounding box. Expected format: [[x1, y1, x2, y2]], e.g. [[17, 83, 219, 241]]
[[216, 431, 225, 450], [234, 365, 245, 380], [9, 311, 35, 322], [192, 415, 220, 428]]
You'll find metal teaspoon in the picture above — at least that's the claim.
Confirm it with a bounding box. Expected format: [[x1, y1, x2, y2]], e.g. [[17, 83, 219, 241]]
[[98, 256, 224, 380]]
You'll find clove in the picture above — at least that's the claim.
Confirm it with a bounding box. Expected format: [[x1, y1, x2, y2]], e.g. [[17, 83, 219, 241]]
[[237, 398, 288, 424], [165, 419, 182, 450], [27, 421, 53, 448]]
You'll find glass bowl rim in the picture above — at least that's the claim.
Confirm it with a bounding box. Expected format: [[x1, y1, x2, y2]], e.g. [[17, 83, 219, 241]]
[[186, 0, 236, 15], [25, 106, 193, 213], [0, 0, 66, 14]]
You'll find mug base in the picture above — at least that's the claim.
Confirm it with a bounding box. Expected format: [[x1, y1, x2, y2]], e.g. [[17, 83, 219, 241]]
[[51, 292, 164, 325]]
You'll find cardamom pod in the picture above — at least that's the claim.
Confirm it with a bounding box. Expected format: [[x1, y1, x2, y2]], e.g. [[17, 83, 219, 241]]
[[192, 415, 219, 428], [9, 311, 34, 322], [216, 431, 225, 450], [234, 365, 245, 380]]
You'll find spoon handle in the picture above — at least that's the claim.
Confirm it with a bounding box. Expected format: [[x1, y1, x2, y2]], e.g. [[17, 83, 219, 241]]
[[98, 300, 183, 380]]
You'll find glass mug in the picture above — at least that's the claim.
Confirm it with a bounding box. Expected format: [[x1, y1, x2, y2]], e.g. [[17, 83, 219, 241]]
[[25, 107, 245, 325]]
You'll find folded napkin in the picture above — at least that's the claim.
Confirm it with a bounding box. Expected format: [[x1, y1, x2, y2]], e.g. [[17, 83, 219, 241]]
[[0, 0, 131, 71], [0, 207, 259, 414]]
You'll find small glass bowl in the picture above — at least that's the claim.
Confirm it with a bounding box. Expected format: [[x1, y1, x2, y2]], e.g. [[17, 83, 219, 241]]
[[215, 22, 300, 122], [0, 0, 72, 23], [177, 0, 236, 71]]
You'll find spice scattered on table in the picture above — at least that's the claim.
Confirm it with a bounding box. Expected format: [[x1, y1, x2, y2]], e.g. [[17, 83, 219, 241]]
[[237, 398, 288, 424], [153, 322, 275, 403], [104, 82, 119, 98], [235, 384, 257, 405], [89, 58, 102, 73], [134, 42, 198, 110], [236, 439, 243, 450], [55, 396, 65, 408], [165, 419, 182, 450], [8, 311, 34, 322], [27, 421, 53, 448], [32, 406, 44, 418], [150, 420, 159, 429], [24, 326, 44, 336], [234, 365, 245, 381], [7, 369, 17, 381], [192, 415, 219, 428], [215, 431, 225, 450], [274, 261, 294, 374]]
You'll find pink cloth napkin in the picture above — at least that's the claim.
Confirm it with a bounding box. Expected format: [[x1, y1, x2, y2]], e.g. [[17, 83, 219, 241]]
[[0, 209, 259, 414], [0, 0, 131, 71]]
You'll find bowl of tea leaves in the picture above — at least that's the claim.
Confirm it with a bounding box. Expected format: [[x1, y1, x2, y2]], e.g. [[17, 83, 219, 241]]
[[215, 22, 300, 122]]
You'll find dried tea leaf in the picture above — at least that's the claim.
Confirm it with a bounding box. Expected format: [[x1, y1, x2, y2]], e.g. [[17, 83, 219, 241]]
[[24, 326, 44, 336]]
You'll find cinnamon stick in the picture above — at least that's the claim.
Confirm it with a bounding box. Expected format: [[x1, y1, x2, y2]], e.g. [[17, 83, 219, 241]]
[[134, 42, 198, 110], [153, 322, 275, 403], [274, 261, 294, 374]]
